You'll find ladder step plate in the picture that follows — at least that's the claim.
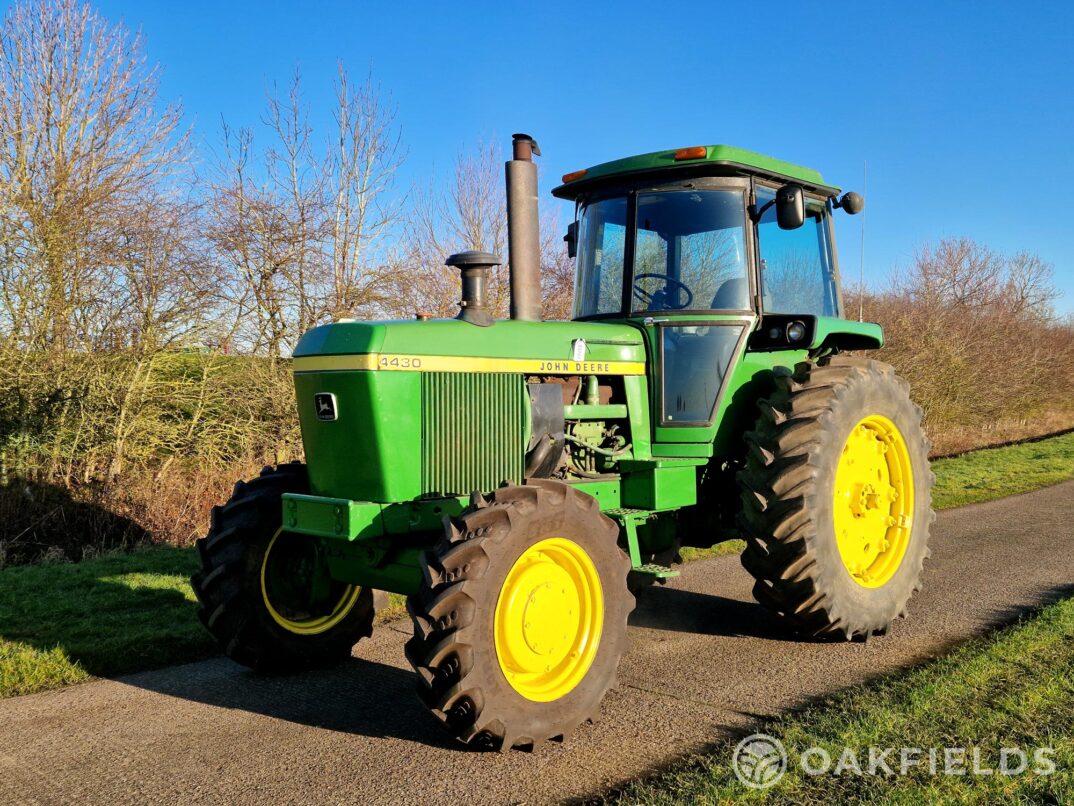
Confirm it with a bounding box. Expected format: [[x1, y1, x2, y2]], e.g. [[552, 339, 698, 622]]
[[631, 563, 680, 578]]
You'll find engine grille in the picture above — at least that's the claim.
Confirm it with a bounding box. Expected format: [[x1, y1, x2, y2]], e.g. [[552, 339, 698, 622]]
[[421, 372, 527, 496]]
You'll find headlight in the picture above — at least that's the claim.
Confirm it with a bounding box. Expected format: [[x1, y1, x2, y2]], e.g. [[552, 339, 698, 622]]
[[786, 321, 807, 342]]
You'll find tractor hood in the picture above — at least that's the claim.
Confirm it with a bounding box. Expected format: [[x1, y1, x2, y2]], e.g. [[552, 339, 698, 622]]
[[290, 318, 646, 504], [292, 318, 646, 373]]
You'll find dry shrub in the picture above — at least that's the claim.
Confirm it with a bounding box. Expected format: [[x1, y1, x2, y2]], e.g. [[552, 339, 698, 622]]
[[0, 349, 300, 564], [857, 238, 1074, 445]]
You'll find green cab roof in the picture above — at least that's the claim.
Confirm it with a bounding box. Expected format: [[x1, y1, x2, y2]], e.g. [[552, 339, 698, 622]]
[[551, 144, 839, 199]]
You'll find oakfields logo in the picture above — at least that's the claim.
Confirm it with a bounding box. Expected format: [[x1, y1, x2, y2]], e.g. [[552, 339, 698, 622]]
[[732, 734, 787, 789], [732, 734, 1056, 790]]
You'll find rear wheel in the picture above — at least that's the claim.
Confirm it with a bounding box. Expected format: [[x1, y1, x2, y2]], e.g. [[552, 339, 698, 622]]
[[192, 463, 375, 671], [737, 356, 934, 639], [405, 479, 633, 750]]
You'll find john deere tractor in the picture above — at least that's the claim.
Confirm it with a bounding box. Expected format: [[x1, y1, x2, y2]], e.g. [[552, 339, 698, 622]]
[[193, 134, 933, 750]]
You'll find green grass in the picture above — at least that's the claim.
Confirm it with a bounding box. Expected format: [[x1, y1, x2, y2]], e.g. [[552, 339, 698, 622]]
[[931, 431, 1074, 509], [2, 431, 1073, 700], [610, 595, 1074, 804], [0, 548, 214, 698]]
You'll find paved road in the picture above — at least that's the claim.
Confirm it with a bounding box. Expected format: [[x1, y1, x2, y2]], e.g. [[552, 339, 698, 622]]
[[2, 482, 1073, 805]]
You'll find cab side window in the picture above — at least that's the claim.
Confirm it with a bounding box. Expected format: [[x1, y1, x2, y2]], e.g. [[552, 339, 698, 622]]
[[755, 187, 840, 316]]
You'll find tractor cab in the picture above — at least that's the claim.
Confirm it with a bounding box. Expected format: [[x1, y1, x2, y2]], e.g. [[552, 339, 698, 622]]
[[553, 144, 867, 440], [556, 144, 856, 323]]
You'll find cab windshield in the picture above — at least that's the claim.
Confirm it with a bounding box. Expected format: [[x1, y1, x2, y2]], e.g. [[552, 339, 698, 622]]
[[573, 189, 750, 318]]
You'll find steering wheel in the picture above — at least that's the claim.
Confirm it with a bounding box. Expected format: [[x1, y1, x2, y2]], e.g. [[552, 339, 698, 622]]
[[632, 273, 694, 310]]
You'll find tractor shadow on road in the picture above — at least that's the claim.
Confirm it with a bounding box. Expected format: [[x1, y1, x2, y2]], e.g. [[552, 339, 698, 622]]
[[119, 657, 468, 752], [118, 653, 465, 750], [629, 585, 802, 641]]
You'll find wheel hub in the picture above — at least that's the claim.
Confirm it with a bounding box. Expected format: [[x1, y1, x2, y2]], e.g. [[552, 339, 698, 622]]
[[260, 529, 362, 635], [833, 416, 915, 588], [494, 538, 603, 702]]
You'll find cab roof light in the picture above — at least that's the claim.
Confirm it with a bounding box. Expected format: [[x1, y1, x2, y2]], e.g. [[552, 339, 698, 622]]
[[673, 146, 707, 161], [562, 168, 588, 183]]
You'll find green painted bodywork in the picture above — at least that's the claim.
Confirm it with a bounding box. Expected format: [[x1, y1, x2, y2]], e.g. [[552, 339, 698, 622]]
[[552, 144, 839, 199], [282, 148, 884, 597], [294, 318, 645, 361], [282, 493, 383, 540], [813, 317, 883, 350], [294, 371, 422, 502]]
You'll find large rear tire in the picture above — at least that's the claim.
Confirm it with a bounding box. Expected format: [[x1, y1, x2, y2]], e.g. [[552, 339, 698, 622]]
[[405, 479, 633, 750], [737, 356, 934, 639], [192, 462, 375, 671]]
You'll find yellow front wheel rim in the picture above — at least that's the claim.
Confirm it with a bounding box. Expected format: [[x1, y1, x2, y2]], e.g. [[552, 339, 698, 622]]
[[833, 415, 915, 588], [260, 529, 362, 635], [494, 537, 604, 702]]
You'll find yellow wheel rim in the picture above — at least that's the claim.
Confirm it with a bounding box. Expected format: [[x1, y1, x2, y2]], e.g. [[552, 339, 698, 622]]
[[833, 415, 915, 588], [494, 537, 604, 702], [260, 529, 362, 635]]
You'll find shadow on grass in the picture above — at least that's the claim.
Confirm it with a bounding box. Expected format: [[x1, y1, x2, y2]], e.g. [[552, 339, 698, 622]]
[[0, 479, 151, 566]]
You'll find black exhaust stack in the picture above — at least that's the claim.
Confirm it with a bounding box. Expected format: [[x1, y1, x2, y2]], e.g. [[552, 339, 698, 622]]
[[506, 133, 542, 321]]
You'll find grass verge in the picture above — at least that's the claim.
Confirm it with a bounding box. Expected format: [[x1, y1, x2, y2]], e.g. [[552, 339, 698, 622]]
[[0, 548, 214, 698], [608, 594, 1074, 804], [2, 431, 1073, 699], [930, 430, 1074, 508]]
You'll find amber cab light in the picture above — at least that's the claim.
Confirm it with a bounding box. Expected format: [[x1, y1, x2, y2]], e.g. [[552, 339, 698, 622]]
[[673, 146, 707, 161], [562, 168, 588, 183]]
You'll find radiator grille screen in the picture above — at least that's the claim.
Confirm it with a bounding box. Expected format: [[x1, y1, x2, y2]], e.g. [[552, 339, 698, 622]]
[[421, 372, 527, 496]]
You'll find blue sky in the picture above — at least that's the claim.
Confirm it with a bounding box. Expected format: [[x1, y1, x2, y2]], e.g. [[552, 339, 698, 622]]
[[95, 0, 1074, 314]]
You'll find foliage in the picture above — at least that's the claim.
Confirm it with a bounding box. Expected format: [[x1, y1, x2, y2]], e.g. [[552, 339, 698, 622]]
[[856, 238, 1074, 443], [0, 349, 299, 564]]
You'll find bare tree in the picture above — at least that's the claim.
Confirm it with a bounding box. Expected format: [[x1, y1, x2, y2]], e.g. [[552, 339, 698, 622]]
[[0, 0, 188, 350], [111, 188, 215, 353], [326, 64, 404, 319], [1002, 250, 1059, 320], [539, 207, 575, 320], [386, 142, 579, 321], [264, 70, 326, 336], [386, 141, 510, 319], [205, 124, 294, 358], [206, 66, 404, 354]]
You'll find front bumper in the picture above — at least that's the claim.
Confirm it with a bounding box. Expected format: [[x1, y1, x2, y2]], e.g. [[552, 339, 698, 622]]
[[282, 494, 384, 541]]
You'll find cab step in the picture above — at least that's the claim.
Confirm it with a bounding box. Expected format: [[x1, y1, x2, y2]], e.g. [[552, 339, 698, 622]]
[[629, 563, 680, 580]]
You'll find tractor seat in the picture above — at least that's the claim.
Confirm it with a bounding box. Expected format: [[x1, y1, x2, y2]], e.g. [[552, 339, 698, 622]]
[[710, 277, 750, 310]]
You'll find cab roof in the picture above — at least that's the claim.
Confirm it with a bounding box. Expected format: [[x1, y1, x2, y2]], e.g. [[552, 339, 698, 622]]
[[551, 144, 839, 200]]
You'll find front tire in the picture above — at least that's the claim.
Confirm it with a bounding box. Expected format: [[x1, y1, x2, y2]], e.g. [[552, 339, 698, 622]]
[[737, 356, 934, 639], [192, 463, 375, 671], [405, 479, 633, 750]]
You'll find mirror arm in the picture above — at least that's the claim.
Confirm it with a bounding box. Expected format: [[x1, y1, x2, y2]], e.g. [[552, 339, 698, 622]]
[[748, 199, 776, 223]]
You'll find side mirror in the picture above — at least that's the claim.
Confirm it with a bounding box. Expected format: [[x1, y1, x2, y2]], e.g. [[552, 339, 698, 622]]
[[837, 191, 865, 215], [564, 221, 578, 258], [776, 184, 805, 230]]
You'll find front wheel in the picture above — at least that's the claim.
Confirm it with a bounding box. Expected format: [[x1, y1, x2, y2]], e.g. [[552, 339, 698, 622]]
[[737, 356, 934, 639], [192, 463, 375, 671], [405, 479, 633, 750]]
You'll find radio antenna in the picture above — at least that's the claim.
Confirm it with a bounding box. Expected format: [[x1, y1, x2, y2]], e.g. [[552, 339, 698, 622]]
[[858, 159, 867, 322]]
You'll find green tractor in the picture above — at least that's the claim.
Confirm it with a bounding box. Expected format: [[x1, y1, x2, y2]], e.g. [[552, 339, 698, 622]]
[[193, 134, 933, 750]]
